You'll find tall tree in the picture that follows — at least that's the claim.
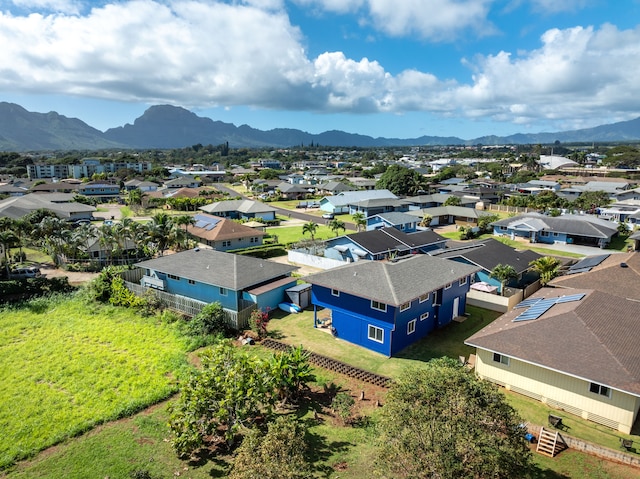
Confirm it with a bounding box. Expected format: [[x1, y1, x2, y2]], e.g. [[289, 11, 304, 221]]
[[301, 221, 318, 241], [375, 165, 425, 196], [375, 358, 533, 479], [490, 263, 517, 296], [328, 218, 346, 237], [0, 230, 18, 277], [351, 211, 366, 232]]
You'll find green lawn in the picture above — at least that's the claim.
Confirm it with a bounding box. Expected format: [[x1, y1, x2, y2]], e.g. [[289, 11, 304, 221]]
[[266, 224, 341, 244], [0, 295, 192, 469], [266, 305, 500, 378]]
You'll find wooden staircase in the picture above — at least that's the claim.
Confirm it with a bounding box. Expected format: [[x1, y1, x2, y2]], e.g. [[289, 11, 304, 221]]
[[536, 426, 567, 457]]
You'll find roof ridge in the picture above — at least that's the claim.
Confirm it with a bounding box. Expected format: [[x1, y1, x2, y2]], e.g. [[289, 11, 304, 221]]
[[381, 262, 399, 305]]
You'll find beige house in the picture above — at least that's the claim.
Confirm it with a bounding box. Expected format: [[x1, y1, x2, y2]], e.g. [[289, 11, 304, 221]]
[[465, 288, 640, 434]]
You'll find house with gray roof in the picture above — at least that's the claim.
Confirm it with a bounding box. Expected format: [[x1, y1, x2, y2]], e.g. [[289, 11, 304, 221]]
[[0, 193, 95, 221], [431, 238, 541, 293], [492, 213, 618, 248], [135, 249, 298, 316], [366, 212, 419, 232], [199, 199, 278, 221], [466, 287, 640, 434], [407, 206, 495, 227], [306, 254, 479, 356], [324, 227, 447, 262], [319, 189, 397, 214]]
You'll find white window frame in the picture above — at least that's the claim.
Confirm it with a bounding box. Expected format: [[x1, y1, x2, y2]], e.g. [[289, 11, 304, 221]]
[[168, 274, 180, 281], [331, 289, 340, 297], [368, 325, 384, 343], [400, 301, 411, 312], [493, 352, 510, 366], [419, 292, 430, 303], [589, 382, 611, 398], [445, 282, 452, 290], [188, 279, 195, 285], [371, 300, 387, 312], [219, 287, 228, 296], [407, 319, 416, 335], [420, 312, 429, 321], [459, 277, 467, 286]]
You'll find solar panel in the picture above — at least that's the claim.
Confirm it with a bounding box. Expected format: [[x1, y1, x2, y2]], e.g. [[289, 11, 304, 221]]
[[555, 293, 586, 303], [565, 267, 591, 275], [568, 254, 609, 272], [195, 220, 208, 228], [514, 298, 543, 309], [512, 294, 586, 322]]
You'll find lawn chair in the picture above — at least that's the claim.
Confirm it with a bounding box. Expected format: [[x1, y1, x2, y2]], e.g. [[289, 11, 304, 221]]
[[620, 438, 634, 451], [548, 414, 564, 430]]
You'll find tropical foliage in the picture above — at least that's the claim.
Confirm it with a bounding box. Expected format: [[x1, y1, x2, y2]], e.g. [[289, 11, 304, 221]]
[[375, 358, 533, 479], [528, 256, 561, 285]]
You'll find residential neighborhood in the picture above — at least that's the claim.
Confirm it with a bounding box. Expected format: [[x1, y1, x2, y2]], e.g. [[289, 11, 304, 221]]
[[3, 144, 640, 477]]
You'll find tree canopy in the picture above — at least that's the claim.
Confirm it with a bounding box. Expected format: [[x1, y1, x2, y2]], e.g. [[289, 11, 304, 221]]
[[375, 358, 533, 479], [375, 165, 425, 196]]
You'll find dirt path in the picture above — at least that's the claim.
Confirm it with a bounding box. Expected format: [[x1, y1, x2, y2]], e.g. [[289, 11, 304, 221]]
[[40, 264, 99, 285]]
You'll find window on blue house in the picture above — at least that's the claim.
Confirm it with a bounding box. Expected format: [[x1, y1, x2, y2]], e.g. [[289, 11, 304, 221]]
[[188, 279, 195, 285], [331, 289, 340, 297], [400, 301, 411, 312], [219, 287, 227, 296], [419, 292, 430, 303], [168, 274, 180, 281], [459, 277, 467, 286], [222, 240, 231, 247], [368, 325, 383, 343], [407, 319, 416, 334], [445, 283, 452, 290], [420, 312, 429, 321], [371, 300, 387, 312], [589, 382, 611, 398]]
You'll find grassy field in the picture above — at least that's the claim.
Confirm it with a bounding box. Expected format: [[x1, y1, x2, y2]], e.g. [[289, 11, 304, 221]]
[[0, 295, 192, 469]]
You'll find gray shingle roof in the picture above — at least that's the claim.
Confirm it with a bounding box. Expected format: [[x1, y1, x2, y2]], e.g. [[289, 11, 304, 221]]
[[305, 255, 478, 305], [332, 227, 446, 255], [432, 238, 541, 274], [135, 250, 297, 290], [466, 288, 640, 396], [492, 213, 618, 239], [200, 199, 277, 215]]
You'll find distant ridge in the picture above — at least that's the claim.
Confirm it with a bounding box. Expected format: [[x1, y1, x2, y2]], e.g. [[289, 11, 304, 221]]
[[0, 102, 639, 151]]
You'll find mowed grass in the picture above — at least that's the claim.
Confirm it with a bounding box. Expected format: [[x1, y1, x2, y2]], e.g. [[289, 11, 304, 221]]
[[266, 305, 500, 378], [0, 295, 192, 469], [267, 224, 338, 244]]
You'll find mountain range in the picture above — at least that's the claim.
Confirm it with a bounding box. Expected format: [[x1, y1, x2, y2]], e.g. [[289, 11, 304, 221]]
[[1, 101, 639, 151]]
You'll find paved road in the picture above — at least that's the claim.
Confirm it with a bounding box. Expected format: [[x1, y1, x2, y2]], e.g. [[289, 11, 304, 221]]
[[216, 184, 357, 231]]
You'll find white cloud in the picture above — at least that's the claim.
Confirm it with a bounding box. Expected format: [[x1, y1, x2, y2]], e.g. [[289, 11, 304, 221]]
[[0, 1, 639, 131], [293, 0, 494, 40], [451, 24, 640, 126], [9, 0, 81, 14]]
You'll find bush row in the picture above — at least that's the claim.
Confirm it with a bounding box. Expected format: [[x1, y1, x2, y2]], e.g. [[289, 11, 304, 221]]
[[0, 277, 75, 303]]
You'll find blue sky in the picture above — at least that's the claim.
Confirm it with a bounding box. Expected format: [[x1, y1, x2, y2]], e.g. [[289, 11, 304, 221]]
[[1, 0, 639, 140]]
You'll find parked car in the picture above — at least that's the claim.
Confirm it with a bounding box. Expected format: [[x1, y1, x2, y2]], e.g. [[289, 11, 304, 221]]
[[296, 202, 308, 209], [9, 266, 42, 279], [322, 213, 335, 219], [307, 202, 321, 208]]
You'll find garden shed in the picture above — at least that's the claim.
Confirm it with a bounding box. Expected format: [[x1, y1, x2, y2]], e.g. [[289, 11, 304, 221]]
[[286, 283, 312, 309]]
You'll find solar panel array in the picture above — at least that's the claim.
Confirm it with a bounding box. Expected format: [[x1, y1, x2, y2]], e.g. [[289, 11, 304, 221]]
[[513, 293, 586, 322], [193, 214, 220, 231], [567, 254, 609, 274]]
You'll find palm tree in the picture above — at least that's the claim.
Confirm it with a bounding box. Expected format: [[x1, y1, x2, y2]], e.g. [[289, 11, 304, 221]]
[[0, 230, 18, 277], [351, 212, 366, 232], [528, 256, 561, 286], [302, 221, 318, 241], [490, 264, 517, 296], [328, 219, 346, 237]]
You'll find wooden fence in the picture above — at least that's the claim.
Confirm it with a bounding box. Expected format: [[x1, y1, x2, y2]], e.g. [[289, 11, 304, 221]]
[[487, 204, 538, 214], [123, 280, 256, 330]]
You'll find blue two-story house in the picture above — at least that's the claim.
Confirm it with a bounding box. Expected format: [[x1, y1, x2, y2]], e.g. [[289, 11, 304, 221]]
[[78, 182, 121, 202], [135, 249, 298, 315], [305, 255, 479, 356]]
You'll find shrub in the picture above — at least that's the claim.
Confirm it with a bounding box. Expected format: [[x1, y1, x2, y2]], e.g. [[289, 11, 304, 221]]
[[109, 276, 145, 309], [185, 302, 229, 337], [249, 308, 270, 339], [331, 392, 355, 423]]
